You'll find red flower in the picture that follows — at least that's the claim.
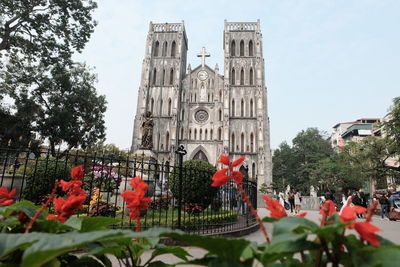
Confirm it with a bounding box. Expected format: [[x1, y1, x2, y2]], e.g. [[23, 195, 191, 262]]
[[340, 205, 367, 223], [0, 187, 16, 206], [296, 212, 307, 217], [121, 177, 151, 220], [353, 222, 381, 246], [319, 200, 336, 216], [129, 176, 150, 191], [59, 180, 75, 191], [263, 196, 287, 218], [211, 168, 229, 187], [211, 155, 245, 187], [71, 165, 84, 180]]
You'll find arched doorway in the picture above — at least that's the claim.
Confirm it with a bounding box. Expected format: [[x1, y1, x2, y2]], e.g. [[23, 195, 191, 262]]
[[193, 150, 209, 162], [239, 165, 249, 180]]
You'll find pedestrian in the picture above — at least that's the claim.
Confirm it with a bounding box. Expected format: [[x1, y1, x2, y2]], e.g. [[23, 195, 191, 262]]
[[352, 189, 364, 218], [379, 193, 389, 220], [339, 193, 348, 214], [288, 190, 295, 213], [279, 192, 285, 208], [294, 189, 302, 214]]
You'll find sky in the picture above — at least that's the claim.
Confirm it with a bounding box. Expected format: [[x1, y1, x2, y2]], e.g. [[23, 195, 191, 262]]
[[74, 0, 400, 151]]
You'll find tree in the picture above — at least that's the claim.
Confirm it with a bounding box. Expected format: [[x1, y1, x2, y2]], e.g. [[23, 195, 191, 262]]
[[345, 137, 395, 190], [0, 0, 97, 62], [0, 1, 106, 154], [383, 97, 400, 156], [168, 160, 217, 209], [291, 128, 333, 193], [272, 142, 297, 192], [310, 153, 364, 195]]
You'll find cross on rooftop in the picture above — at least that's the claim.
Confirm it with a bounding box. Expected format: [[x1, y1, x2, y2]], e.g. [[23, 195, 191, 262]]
[[197, 47, 210, 68]]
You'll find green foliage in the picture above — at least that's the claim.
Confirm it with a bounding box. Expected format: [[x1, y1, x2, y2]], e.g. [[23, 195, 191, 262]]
[[259, 183, 268, 194], [22, 158, 71, 204], [168, 160, 217, 208], [1, 196, 400, 266], [383, 97, 400, 156], [273, 128, 333, 193], [310, 153, 364, 194], [0, 1, 106, 155]]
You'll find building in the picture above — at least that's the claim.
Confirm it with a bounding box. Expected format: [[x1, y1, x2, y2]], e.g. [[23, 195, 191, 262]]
[[131, 21, 272, 185], [330, 118, 380, 150]]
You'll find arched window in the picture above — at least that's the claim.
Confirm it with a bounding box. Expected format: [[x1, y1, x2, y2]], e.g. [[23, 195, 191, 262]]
[[153, 41, 159, 56], [160, 99, 163, 115], [252, 162, 256, 179], [150, 98, 154, 114], [205, 129, 208, 140], [250, 99, 254, 117], [241, 99, 244, 117], [240, 40, 244, 56], [189, 129, 192, 139], [162, 41, 168, 56], [168, 98, 172, 116], [194, 129, 197, 139], [219, 109, 222, 121], [211, 93, 214, 102], [219, 90, 222, 101], [169, 69, 174, 85], [180, 127, 184, 139], [182, 92, 185, 102], [249, 68, 254, 85], [231, 68, 235, 85], [249, 40, 254, 56], [241, 133, 244, 152], [165, 132, 169, 151], [230, 40, 236, 56], [152, 68, 157, 85], [250, 133, 254, 152], [231, 99, 235, 116], [200, 129, 202, 140], [171, 41, 176, 57], [181, 108, 185, 120], [240, 68, 244, 85], [231, 133, 235, 152], [208, 94, 210, 102], [194, 94, 197, 102], [218, 128, 222, 140], [162, 69, 166, 85], [210, 129, 213, 140]]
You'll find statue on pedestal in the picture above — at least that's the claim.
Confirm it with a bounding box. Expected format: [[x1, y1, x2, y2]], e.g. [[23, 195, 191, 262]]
[[141, 111, 153, 149]]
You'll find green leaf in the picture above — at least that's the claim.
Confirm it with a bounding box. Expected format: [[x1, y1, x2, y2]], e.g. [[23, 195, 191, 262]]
[[351, 246, 400, 267], [162, 232, 251, 261], [262, 216, 279, 223], [148, 261, 169, 267], [272, 216, 318, 236], [34, 219, 75, 233], [4, 201, 42, 218], [64, 217, 82, 230], [151, 246, 190, 261], [79, 216, 120, 232]]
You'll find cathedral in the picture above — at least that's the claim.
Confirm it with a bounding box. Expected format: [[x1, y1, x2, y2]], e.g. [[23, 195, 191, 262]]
[[131, 20, 272, 186]]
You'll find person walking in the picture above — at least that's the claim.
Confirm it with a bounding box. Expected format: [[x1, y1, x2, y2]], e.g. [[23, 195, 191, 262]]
[[379, 193, 389, 220], [352, 189, 364, 218], [288, 190, 295, 214], [294, 190, 302, 214]]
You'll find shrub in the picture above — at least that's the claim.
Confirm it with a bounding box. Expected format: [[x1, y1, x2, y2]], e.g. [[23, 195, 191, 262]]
[[168, 160, 216, 209], [23, 158, 71, 204]]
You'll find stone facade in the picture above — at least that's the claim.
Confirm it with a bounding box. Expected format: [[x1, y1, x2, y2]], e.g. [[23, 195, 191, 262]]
[[131, 21, 272, 186]]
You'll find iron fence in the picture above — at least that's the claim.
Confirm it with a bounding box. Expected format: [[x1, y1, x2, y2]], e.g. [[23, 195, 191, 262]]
[[0, 146, 258, 235]]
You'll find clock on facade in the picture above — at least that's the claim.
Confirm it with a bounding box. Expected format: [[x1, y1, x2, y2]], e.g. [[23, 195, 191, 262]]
[[197, 70, 208, 81]]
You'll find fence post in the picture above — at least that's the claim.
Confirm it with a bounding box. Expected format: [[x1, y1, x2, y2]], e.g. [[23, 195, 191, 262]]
[[175, 145, 187, 229]]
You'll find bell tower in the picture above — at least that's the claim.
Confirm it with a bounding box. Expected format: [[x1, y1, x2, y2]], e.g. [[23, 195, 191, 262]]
[[131, 22, 188, 161], [223, 20, 272, 185]]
